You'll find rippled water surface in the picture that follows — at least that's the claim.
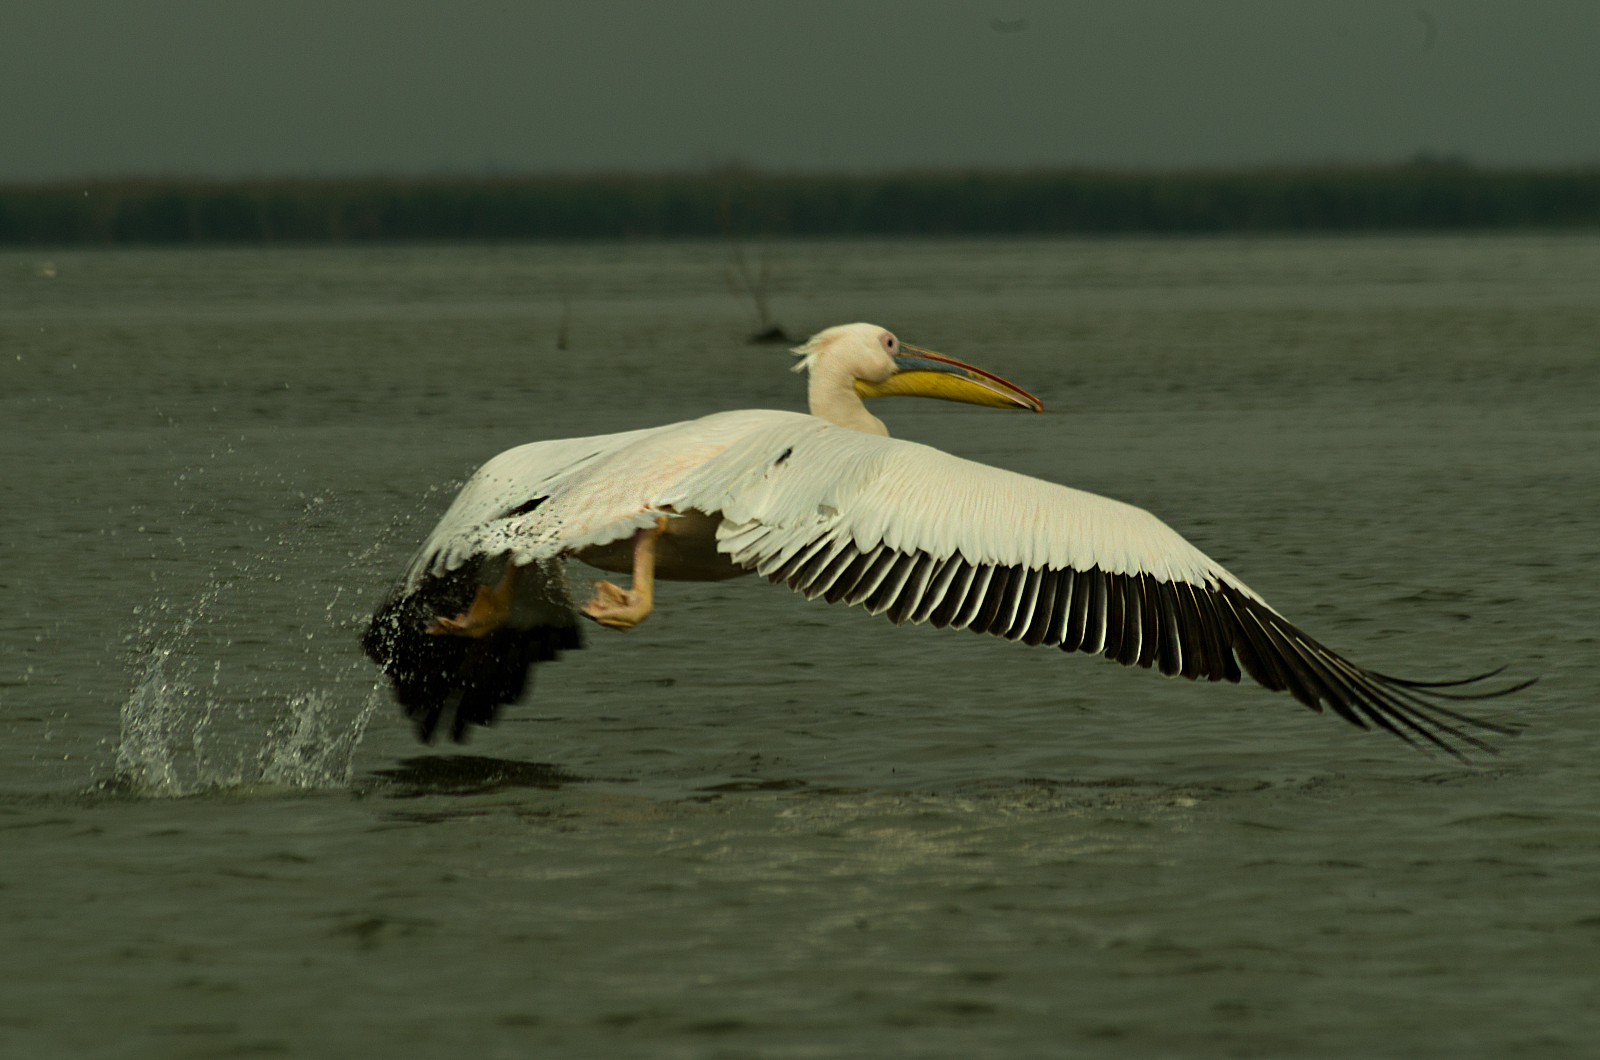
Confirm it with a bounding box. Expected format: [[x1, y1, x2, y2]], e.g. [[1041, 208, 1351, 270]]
[[3, 236, 1598, 1058]]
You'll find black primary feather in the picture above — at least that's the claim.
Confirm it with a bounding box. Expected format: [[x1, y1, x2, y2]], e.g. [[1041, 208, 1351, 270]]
[[361, 557, 583, 743], [755, 538, 1530, 760]]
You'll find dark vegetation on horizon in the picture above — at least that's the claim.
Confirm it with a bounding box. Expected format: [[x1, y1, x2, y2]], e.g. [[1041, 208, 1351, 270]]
[[4, 163, 1599, 245]]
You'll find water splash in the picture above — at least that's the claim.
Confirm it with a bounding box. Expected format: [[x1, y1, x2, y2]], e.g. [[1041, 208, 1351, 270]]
[[98, 457, 428, 798], [114, 651, 382, 797], [259, 689, 382, 789], [116, 650, 217, 795]]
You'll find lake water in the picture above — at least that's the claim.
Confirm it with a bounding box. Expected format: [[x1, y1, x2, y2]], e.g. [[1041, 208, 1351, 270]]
[[2, 235, 1598, 1058]]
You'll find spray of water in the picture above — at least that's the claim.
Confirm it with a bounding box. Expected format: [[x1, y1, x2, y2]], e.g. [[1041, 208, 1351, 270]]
[[114, 648, 383, 797], [109, 475, 416, 798], [259, 689, 382, 789]]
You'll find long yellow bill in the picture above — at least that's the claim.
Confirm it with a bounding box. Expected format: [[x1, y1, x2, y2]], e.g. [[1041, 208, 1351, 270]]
[[854, 345, 1043, 412]]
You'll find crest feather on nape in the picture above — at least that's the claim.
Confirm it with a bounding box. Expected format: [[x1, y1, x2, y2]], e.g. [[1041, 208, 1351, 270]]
[[790, 337, 823, 374]]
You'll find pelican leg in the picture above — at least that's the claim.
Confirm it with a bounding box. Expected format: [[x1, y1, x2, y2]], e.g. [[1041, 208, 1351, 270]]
[[427, 558, 520, 638], [582, 516, 669, 631]]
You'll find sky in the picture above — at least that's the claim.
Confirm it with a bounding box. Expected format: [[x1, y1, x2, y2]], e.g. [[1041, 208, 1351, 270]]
[[3, 1, 1598, 181]]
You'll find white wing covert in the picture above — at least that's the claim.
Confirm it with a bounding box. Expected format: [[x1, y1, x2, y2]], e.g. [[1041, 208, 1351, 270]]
[[403, 425, 664, 592]]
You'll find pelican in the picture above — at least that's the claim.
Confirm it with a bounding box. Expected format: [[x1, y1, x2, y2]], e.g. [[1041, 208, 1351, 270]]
[[362, 323, 1528, 756]]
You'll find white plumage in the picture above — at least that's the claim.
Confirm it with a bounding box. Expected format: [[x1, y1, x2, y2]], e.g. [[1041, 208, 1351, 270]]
[[413, 410, 1228, 591], [364, 323, 1526, 753]]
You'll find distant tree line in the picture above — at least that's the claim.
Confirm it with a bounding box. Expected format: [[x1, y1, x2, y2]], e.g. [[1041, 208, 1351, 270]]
[[3, 164, 1599, 245]]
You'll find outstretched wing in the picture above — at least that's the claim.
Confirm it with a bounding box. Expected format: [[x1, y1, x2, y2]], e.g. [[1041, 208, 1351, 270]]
[[364, 425, 663, 742], [664, 418, 1526, 757]]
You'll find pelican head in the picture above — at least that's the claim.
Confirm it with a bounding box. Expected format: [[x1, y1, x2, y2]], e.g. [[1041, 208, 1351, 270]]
[[792, 323, 1041, 435]]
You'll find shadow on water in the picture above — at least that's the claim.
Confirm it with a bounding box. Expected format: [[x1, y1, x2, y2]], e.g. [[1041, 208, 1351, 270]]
[[361, 755, 603, 798]]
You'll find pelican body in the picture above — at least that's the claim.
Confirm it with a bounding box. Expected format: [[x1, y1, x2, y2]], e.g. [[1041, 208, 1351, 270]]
[[362, 323, 1525, 754]]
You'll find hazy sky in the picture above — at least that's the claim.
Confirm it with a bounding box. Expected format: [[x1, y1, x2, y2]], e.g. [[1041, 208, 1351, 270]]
[[4, 1, 1598, 180]]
